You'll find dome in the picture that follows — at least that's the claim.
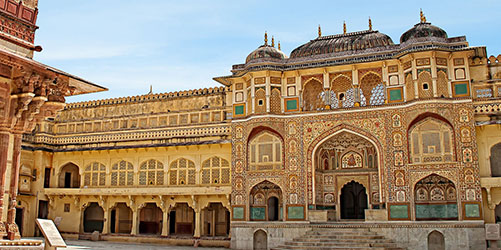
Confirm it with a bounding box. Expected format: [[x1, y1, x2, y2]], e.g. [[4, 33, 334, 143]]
[[290, 30, 394, 59], [246, 44, 287, 63], [400, 22, 448, 44]]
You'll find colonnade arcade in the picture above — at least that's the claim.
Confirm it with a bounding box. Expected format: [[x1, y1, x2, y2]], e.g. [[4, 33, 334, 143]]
[[49, 195, 230, 238]]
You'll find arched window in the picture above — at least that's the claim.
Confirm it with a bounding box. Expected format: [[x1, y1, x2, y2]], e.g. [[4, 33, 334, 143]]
[[169, 158, 196, 185], [83, 162, 106, 187], [139, 159, 164, 185], [360, 72, 382, 104], [111, 161, 134, 186], [409, 118, 453, 163], [201, 157, 230, 185], [249, 132, 282, 171], [302, 79, 323, 111], [491, 143, 501, 177]]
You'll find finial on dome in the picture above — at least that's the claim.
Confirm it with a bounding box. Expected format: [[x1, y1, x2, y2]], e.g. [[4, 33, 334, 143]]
[[264, 31, 268, 45], [369, 17, 372, 31], [343, 21, 347, 34], [278, 41, 281, 50], [318, 24, 322, 37], [420, 9, 427, 23], [271, 36, 275, 47]]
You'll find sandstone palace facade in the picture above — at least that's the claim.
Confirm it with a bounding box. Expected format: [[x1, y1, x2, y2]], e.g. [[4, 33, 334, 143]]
[[0, 2, 500, 249]]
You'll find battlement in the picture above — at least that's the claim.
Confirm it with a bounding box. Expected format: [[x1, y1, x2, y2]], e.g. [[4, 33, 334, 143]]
[[488, 55, 501, 64], [65, 86, 228, 110]]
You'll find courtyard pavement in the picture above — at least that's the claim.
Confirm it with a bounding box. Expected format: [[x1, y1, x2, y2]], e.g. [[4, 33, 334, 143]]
[[25, 238, 228, 250], [62, 240, 228, 250]]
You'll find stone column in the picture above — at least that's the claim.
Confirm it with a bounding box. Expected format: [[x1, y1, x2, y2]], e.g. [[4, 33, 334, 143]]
[[193, 208, 201, 238], [0, 132, 10, 226], [161, 208, 168, 236], [102, 208, 109, 234], [131, 208, 138, 236], [7, 133, 22, 240]]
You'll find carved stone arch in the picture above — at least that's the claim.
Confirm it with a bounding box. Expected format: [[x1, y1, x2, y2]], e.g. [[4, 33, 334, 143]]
[[411, 172, 459, 191], [407, 113, 456, 163], [490, 142, 501, 177], [56, 161, 80, 176], [247, 179, 285, 195], [360, 70, 381, 79], [302, 76, 323, 89]]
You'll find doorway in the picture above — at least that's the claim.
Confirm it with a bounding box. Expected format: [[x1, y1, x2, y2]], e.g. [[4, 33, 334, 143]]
[[15, 207, 23, 235], [340, 181, 367, 219], [169, 211, 176, 234], [64, 172, 71, 188], [267, 197, 279, 221]]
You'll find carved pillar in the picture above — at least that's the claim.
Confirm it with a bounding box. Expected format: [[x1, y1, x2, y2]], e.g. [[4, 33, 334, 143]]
[[131, 207, 138, 236], [6, 133, 22, 240], [0, 132, 10, 227], [102, 207, 110, 235], [193, 208, 201, 238], [161, 208, 168, 236]]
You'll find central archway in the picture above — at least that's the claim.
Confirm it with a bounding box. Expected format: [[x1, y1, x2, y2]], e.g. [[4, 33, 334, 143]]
[[250, 181, 282, 221], [340, 181, 368, 219]]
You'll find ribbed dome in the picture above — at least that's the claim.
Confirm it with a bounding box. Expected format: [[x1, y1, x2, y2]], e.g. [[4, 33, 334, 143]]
[[246, 45, 287, 63], [290, 30, 394, 59], [400, 22, 447, 44]]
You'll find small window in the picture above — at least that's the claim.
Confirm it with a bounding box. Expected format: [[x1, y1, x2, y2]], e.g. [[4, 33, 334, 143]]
[[339, 93, 345, 100], [258, 99, 264, 106], [423, 83, 429, 90]]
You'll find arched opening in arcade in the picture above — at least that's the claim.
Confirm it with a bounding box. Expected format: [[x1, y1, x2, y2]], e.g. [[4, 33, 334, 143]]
[[491, 143, 501, 177], [313, 130, 380, 220], [169, 203, 195, 235], [340, 181, 368, 219], [110, 203, 132, 234], [139, 203, 162, 235], [250, 181, 283, 221], [414, 174, 458, 220], [202, 203, 230, 237], [83, 202, 104, 233], [58, 163, 80, 188]]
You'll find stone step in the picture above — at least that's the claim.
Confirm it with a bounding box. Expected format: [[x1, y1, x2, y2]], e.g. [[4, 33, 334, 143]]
[[272, 246, 405, 250], [295, 234, 384, 240], [298, 233, 382, 239], [284, 241, 399, 248], [289, 239, 394, 245]]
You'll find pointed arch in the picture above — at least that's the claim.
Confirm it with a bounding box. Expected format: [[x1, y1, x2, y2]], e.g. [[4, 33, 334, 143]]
[[139, 159, 164, 185], [201, 156, 230, 185], [83, 162, 106, 187], [111, 160, 134, 186], [248, 127, 283, 172], [408, 113, 455, 163], [302, 78, 324, 111], [414, 174, 458, 220], [417, 70, 433, 98], [169, 158, 196, 185]]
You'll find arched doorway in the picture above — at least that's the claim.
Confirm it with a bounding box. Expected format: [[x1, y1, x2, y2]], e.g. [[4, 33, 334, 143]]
[[58, 163, 80, 188], [414, 174, 458, 220], [202, 203, 230, 237], [312, 130, 380, 218], [491, 143, 501, 177], [139, 203, 162, 235], [340, 181, 367, 219], [250, 181, 282, 221], [110, 203, 132, 234], [83, 203, 104, 233], [253, 229, 267, 250], [428, 230, 445, 250]]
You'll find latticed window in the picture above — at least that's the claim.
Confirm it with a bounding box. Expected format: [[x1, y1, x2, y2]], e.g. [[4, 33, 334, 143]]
[[169, 158, 196, 185], [201, 157, 230, 185], [249, 132, 282, 171], [83, 162, 106, 187], [409, 118, 453, 163], [139, 159, 164, 185], [111, 161, 134, 186]]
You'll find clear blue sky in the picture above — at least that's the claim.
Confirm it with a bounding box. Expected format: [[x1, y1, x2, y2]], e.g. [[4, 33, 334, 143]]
[[34, 0, 501, 103]]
